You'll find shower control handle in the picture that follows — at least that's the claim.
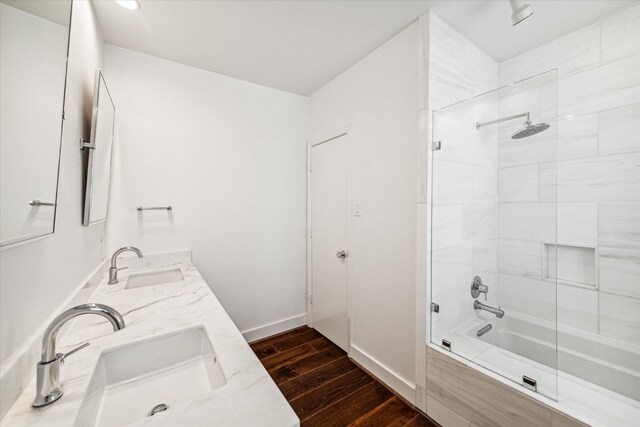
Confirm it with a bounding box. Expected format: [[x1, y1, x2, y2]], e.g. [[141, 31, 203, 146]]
[[471, 276, 488, 300]]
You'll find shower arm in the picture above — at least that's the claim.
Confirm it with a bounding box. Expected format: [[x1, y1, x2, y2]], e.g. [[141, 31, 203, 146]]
[[476, 112, 530, 130]]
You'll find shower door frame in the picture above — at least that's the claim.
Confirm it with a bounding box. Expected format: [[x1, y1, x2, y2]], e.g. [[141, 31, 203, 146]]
[[427, 69, 559, 401]]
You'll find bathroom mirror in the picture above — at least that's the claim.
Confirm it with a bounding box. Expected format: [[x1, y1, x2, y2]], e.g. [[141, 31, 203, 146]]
[[82, 70, 116, 226], [0, 0, 72, 246]]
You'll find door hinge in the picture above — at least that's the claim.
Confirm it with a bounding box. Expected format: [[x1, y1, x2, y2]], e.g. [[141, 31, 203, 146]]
[[309, 162, 312, 172], [309, 228, 312, 239], [430, 302, 439, 313], [432, 141, 441, 151], [309, 294, 313, 304]]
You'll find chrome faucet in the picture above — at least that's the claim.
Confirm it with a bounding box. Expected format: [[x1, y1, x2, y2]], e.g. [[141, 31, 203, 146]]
[[33, 303, 125, 407], [474, 300, 505, 318], [108, 246, 143, 285]]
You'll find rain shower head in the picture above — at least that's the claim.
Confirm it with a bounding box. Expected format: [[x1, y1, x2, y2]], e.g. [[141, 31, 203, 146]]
[[475, 112, 550, 140], [512, 121, 550, 139]]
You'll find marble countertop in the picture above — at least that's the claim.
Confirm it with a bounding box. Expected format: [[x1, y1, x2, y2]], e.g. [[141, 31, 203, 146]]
[[1, 260, 299, 426]]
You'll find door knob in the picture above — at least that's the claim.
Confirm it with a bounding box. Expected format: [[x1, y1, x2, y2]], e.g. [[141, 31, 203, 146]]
[[336, 250, 347, 259]]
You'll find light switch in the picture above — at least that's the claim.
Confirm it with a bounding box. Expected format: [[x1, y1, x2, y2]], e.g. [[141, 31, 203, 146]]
[[352, 201, 361, 217]]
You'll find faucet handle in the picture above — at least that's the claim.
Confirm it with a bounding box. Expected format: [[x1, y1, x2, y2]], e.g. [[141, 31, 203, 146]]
[[471, 276, 489, 299], [59, 342, 90, 364]]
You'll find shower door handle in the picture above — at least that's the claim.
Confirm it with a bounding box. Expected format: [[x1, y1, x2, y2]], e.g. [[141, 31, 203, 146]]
[[336, 250, 347, 259]]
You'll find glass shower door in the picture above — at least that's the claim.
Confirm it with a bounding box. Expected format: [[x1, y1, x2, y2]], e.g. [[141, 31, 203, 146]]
[[429, 70, 558, 400]]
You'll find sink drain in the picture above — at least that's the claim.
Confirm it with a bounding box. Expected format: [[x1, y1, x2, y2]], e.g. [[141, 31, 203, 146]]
[[148, 403, 169, 416]]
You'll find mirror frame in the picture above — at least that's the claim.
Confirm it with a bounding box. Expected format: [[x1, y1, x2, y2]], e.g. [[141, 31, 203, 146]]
[[82, 69, 116, 226], [0, 0, 72, 247]]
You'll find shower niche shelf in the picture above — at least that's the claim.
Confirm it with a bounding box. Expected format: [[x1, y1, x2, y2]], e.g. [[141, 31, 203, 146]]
[[542, 243, 597, 289]]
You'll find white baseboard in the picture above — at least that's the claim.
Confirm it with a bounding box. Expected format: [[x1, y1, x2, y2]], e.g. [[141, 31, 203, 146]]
[[350, 344, 416, 404], [242, 313, 307, 343]]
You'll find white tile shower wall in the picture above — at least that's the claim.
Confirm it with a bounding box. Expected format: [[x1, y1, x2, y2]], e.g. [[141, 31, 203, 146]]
[[427, 12, 499, 343], [497, 274, 556, 322], [498, 164, 539, 203], [498, 3, 640, 345], [556, 113, 598, 161], [599, 202, 640, 300], [601, 3, 640, 63], [599, 103, 640, 155], [558, 53, 639, 119], [497, 239, 541, 280], [541, 153, 640, 202], [557, 285, 598, 332], [557, 203, 598, 247], [499, 23, 601, 83], [600, 293, 640, 343]]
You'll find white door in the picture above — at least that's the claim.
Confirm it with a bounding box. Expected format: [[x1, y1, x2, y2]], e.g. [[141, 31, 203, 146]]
[[310, 135, 349, 351]]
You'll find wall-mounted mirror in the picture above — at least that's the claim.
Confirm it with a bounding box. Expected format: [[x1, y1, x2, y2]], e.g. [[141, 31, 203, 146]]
[[82, 70, 115, 226], [0, 0, 72, 246]]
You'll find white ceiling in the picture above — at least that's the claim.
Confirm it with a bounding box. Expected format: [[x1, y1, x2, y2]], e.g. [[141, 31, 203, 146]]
[[1, 0, 71, 26], [93, 0, 637, 96]]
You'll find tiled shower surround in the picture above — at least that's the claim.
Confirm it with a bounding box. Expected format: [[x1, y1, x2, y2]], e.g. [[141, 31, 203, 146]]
[[426, 4, 639, 424], [497, 3, 640, 346], [429, 3, 639, 349], [428, 12, 500, 344]]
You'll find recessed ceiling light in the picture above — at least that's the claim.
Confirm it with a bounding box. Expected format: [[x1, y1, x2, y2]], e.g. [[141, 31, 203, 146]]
[[116, 0, 140, 10]]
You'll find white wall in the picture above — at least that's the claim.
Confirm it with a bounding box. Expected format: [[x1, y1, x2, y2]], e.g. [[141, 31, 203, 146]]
[[0, 4, 67, 245], [104, 45, 309, 338], [498, 3, 640, 347], [0, 0, 105, 363], [309, 22, 419, 401]]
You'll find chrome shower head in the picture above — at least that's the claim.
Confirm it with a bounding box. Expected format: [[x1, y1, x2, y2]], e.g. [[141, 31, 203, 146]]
[[511, 121, 550, 139], [476, 112, 550, 140]]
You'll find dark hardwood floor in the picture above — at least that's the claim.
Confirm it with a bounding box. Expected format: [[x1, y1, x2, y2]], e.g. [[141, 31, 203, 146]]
[[250, 326, 439, 426]]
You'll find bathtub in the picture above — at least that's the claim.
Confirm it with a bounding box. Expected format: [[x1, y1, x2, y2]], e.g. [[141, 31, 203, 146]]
[[458, 312, 640, 405]]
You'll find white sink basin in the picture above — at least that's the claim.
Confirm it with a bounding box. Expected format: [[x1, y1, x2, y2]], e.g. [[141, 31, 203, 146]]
[[74, 327, 226, 427], [125, 268, 184, 289]]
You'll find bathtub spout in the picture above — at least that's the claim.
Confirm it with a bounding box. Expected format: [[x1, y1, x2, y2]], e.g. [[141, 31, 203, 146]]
[[474, 300, 505, 318]]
